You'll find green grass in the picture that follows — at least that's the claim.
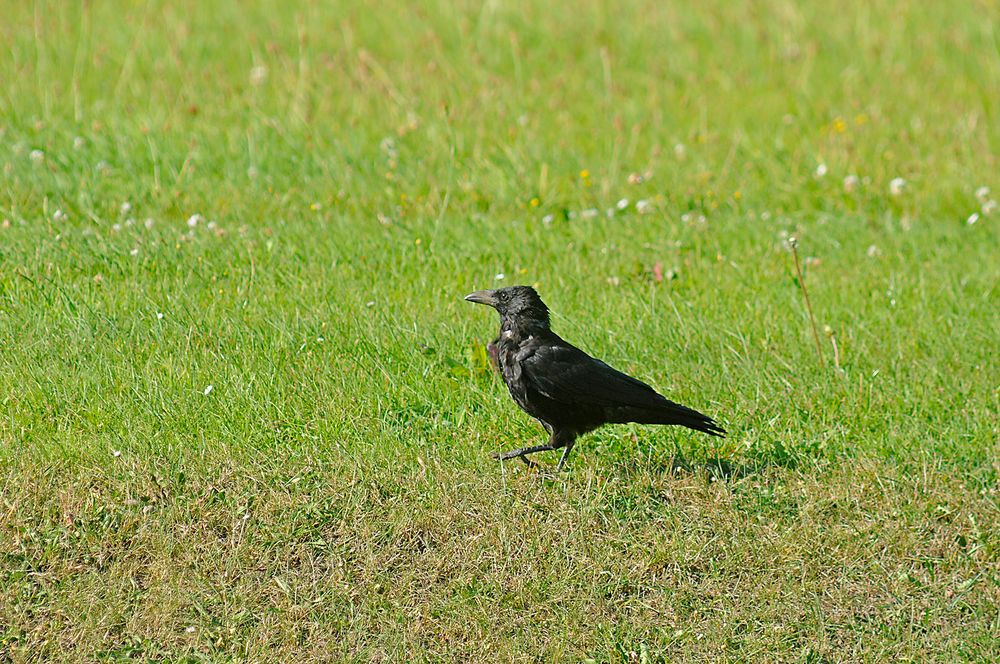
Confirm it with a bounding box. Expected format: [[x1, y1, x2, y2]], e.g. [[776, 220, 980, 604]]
[[1, 0, 998, 660]]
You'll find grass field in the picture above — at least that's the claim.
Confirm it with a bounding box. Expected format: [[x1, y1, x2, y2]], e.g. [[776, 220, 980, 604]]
[[1, 0, 998, 660]]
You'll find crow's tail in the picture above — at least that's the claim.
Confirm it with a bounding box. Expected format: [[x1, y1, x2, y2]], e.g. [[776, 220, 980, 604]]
[[626, 400, 726, 437]]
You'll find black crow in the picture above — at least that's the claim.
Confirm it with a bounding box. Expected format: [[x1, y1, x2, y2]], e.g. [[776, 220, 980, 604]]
[[465, 285, 725, 470]]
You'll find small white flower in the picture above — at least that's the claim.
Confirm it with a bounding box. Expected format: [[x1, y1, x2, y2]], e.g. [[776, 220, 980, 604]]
[[120, 201, 132, 215], [185, 626, 196, 634], [112, 450, 122, 458], [616, 198, 629, 210], [975, 186, 990, 203], [843, 174, 859, 193], [366, 301, 375, 307], [889, 177, 906, 196], [207, 220, 217, 230], [982, 200, 997, 216], [144, 218, 155, 229], [379, 137, 397, 155], [635, 199, 652, 214], [203, 384, 213, 396], [495, 272, 505, 280], [581, 208, 599, 219], [111, 223, 122, 232], [29, 149, 45, 164], [130, 248, 139, 256], [966, 212, 979, 226], [156, 312, 164, 320], [125, 218, 135, 227], [53, 209, 67, 222], [73, 136, 85, 150], [674, 143, 686, 158], [866, 244, 880, 257], [541, 214, 554, 225], [815, 163, 828, 178], [681, 213, 691, 223], [187, 214, 203, 228], [249, 65, 268, 86], [317, 336, 324, 342]]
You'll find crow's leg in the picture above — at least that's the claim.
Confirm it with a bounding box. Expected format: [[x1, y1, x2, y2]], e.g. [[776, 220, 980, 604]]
[[493, 429, 579, 470], [492, 443, 555, 463], [555, 441, 576, 471], [551, 428, 582, 471]]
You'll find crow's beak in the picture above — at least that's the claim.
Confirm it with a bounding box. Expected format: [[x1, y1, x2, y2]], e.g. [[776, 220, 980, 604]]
[[464, 289, 497, 307]]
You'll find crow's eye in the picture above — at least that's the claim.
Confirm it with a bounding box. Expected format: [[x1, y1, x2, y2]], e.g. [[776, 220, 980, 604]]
[[498, 291, 509, 303]]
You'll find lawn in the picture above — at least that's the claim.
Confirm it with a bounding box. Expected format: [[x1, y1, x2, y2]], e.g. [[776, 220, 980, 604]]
[[1, 0, 998, 661]]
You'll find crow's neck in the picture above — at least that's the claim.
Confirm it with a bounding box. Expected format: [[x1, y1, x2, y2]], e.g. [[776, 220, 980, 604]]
[[499, 312, 550, 340]]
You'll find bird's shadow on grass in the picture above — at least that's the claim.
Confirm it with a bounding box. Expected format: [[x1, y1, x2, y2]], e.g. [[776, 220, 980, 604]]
[[674, 452, 797, 483], [493, 434, 810, 484], [600, 438, 805, 484]]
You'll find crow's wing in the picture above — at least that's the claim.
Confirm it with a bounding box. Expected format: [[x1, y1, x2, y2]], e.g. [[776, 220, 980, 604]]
[[518, 342, 669, 409]]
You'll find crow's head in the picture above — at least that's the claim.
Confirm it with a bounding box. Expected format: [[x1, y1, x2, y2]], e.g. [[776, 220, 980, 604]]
[[465, 285, 550, 329]]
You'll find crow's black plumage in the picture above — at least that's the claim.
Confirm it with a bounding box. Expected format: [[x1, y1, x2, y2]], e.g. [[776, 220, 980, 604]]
[[465, 285, 725, 470]]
